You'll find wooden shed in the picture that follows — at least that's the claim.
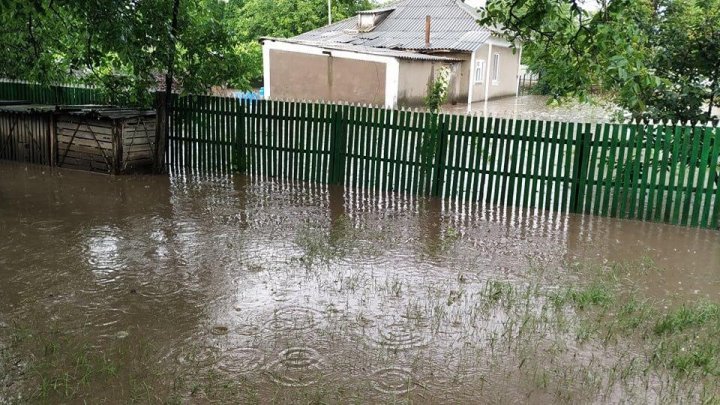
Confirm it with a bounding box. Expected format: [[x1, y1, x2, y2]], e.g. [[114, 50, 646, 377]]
[[55, 108, 157, 174], [0, 104, 54, 166]]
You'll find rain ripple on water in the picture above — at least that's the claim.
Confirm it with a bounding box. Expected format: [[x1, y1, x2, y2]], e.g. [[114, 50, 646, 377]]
[[218, 347, 265, 375], [265, 306, 321, 332], [370, 367, 417, 395], [365, 320, 432, 351], [265, 347, 325, 387]]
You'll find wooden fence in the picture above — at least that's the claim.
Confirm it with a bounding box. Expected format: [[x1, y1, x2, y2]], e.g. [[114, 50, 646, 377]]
[[0, 80, 105, 105], [0, 107, 53, 165], [166, 96, 720, 230]]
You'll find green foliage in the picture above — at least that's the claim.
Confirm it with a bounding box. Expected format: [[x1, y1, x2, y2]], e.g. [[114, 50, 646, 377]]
[[420, 67, 451, 185], [425, 69, 450, 114], [0, 0, 373, 106], [648, 0, 720, 122], [236, 0, 371, 40], [481, 0, 720, 122]]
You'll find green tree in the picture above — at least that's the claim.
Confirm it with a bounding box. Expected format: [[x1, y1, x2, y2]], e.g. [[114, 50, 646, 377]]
[[0, 0, 260, 105], [0, 0, 375, 105], [650, 0, 720, 121], [236, 0, 372, 40], [481, 0, 719, 122]]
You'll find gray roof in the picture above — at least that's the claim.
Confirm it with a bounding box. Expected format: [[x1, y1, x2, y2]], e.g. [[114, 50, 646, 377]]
[[293, 0, 491, 52], [264, 37, 463, 62]]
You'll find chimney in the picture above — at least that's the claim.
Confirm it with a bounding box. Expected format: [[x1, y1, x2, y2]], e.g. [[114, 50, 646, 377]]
[[425, 15, 431, 48]]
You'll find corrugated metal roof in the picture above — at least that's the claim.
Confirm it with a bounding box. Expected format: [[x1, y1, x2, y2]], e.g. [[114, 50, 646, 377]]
[[294, 0, 491, 52], [264, 38, 464, 62]]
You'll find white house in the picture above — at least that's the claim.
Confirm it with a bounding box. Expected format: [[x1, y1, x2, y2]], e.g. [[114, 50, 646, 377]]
[[262, 0, 522, 109]]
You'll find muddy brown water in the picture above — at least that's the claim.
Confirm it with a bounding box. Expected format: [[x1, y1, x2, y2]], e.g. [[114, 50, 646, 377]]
[[445, 95, 616, 123], [0, 161, 718, 403]]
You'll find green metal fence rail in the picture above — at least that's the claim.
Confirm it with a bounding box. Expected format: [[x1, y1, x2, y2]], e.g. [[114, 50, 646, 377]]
[[166, 96, 720, 230], [0, 80, 106, 105]]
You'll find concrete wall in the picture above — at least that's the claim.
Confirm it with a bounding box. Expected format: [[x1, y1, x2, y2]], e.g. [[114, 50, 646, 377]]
[[269, 49, 386, 105], [444, 53, 471, 105], [469, 44, 520, 102], [397, 59, 464, 107]]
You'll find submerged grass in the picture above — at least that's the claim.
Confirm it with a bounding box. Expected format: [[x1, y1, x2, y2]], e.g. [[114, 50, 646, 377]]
[[1, 257, 719, 403]]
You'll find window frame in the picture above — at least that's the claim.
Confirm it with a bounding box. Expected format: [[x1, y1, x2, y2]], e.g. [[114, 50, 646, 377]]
[[491, 52, 500, 85], [474, 60, 486, 84]]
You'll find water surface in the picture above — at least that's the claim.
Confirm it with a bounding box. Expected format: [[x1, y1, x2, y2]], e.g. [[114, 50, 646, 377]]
[[0, 161, 718, 403]]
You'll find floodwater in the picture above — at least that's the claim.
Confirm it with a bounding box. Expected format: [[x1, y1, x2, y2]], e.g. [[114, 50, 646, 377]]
[[1, 161, 719, 403], [445, 95, 616, 123]]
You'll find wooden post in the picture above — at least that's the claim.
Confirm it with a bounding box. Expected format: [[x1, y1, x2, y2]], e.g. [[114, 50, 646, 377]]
[[328, 105, 347, 185], [431, 115, 449, 197], [235, 98, 247, 173], [113, 120, 124, 175], [48, 112, 56, 166], [154, 91, 168, 173], [570, 128, 592, 213]]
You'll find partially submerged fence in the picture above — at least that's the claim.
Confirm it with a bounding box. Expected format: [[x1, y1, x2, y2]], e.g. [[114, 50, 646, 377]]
[[0, 105, 54, 165], [167, 96, 720, 230], [0, 80, 105, 105]]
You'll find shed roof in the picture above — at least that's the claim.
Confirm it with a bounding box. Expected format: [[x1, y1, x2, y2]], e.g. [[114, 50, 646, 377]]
[[264, 37, 464, 62], [0, 104, 57, 114], [293, 0, 492, 52], [62, 107, 156, 120], [0, 104, 155, 120]]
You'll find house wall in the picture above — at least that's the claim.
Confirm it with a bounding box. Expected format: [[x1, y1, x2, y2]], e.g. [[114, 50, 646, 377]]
[[470, 44, 521, 102], [443, 52, 472, 105], [397, 60, 463, 107], [269, 49, 387, 105], [487, 45, 520, 100]]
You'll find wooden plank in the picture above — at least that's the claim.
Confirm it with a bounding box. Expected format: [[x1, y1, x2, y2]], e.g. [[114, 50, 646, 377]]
[[690, 126, 712, 226], [681, 126, 703, 226], [556, 122, 571, 212], [592, 124, 609, 216], [645, 124, 663, 221], [441, 114, 457, 198], [700, 127, 720, 228], [538, 121, 554, 211], [502, 117, 516, 206], [515, 119, 531, 208], [469, 116, 485, 202], [457, 114, 473, 200], [410, 109, 423, 196], [380, 108, 392, 191], [398, 108, 411, 194], [490, 118, 505, 206], [671, 126, 690, 225], [56, 121, 114, 134]]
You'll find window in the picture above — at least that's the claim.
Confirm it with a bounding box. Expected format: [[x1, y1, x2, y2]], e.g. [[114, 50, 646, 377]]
[[491, 53, 500, 85], [474, 60, 486, 84]]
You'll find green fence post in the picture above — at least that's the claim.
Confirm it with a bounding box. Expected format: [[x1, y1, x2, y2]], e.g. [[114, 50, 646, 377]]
[[328, 105, 348, 185], [570, 128, 591, 213], [431, 114, 449, 197], [234, 99, 247, 173]]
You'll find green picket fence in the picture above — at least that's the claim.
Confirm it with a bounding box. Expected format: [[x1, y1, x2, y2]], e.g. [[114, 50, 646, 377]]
[[0, 80, 106, 105], [170, 96, 720, 229]]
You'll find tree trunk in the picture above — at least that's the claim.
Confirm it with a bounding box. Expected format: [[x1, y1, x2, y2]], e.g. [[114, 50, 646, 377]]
[[708, 87, 716, 121], [708, 68, 719, 121], [155, 0, 180, 173]]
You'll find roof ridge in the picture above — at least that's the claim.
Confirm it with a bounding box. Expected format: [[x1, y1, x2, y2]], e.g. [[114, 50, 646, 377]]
[[288, 0, 493, 53]]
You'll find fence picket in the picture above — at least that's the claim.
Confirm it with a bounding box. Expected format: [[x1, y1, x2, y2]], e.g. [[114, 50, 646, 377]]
[[4, 80, 719, 229]]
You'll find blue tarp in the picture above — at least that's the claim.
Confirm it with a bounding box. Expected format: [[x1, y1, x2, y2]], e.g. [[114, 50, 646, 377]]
[[235, 88, 264, 101]]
